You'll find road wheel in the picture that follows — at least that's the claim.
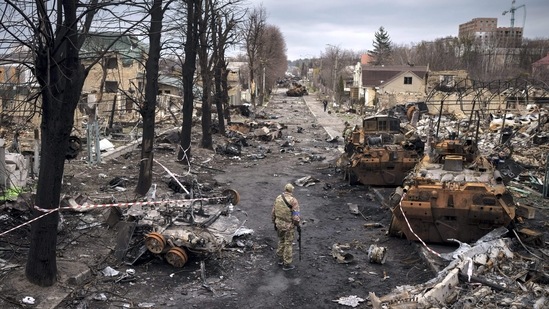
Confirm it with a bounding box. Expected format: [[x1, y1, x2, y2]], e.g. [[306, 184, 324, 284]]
[[144, 232, 166, 254], [165, 247, 189, 268], [223, 189, 240, 205]]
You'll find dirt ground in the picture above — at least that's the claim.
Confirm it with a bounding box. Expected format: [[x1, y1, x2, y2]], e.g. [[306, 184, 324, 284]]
[[0, 88, 546, 308]]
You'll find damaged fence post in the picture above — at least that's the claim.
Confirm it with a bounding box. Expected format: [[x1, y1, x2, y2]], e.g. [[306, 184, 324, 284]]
[[543, 154, 549, 198], [0, 138, 5, 189]]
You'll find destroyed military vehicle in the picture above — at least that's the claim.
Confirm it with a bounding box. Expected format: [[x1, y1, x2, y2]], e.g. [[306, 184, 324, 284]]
[[388, 132, 517, 244], [285, 82, 308, 97], [340, 115, 424, 186], [116, 189, 242, 268]]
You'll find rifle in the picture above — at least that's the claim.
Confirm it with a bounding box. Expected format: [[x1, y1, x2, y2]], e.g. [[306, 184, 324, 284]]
[[296, 223, 302, 261]]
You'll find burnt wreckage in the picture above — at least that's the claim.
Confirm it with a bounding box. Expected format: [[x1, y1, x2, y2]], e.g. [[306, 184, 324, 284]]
[[341, 115, 424, 186], [116, 189, 241, 268], [388, 128, 517, 244]]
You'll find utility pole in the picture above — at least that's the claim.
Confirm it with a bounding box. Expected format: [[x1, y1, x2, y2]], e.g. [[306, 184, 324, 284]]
[[262, 66, 266, 103], [326, 44, 339, 107], [333, 51, 338, 106]]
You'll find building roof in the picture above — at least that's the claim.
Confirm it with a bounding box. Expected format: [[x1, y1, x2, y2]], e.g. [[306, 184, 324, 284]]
[[158, 75, 182, 88], [80, 32, 146, 65], [533, 52, 549, 67], [361, 54, 374, 65], [362, 65, 428, 87]]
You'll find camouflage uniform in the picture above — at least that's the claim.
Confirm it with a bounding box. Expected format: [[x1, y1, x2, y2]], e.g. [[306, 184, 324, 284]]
[[343, 122, 352, 140], [272, 184, 300, 267]]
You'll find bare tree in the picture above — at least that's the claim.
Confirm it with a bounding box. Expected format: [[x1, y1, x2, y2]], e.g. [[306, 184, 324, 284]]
[[196, 0, 215, 149], [212, 1, 242, 135], [241, 5, 266, 116], [178, 0, 201, 162], [0, 0, 148, 286], [135, 0, 174, 196], [257, 24, 287, 103]]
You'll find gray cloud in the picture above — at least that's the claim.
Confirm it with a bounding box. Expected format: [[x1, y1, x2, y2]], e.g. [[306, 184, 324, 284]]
[[248, 0, 548, 60]]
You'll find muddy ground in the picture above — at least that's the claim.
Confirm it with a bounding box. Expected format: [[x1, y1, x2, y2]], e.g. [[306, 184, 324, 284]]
[[1, 89, 547, 309]]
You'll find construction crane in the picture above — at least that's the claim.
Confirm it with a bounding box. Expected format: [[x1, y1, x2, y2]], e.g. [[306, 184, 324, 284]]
[[502, 0, 526, 29]]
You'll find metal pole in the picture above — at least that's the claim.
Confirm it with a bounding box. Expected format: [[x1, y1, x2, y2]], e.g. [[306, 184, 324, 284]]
[[332, 68, 336, 105], [543, 154, 549, 198], [0, 138, 6, 189], [33, 128, 40, 177], [94, 119, 101, 164]]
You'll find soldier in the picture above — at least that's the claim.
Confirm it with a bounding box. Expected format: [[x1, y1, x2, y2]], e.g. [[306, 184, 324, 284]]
[[272, 183, 301, 270], [342, 122, 352, 140], [323, 99, 328, 112]]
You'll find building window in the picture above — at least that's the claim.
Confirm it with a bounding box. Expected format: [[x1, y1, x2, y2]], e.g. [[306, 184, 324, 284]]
[[404, 77, 412, 85], [106, 57, 118, 69], [104, 81, 118, 93], [378, 120, 387, 131]]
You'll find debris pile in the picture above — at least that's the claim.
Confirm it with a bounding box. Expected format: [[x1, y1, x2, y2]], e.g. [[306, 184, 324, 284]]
[[115, 189, 244, 268], [369, 235, 549, 309]]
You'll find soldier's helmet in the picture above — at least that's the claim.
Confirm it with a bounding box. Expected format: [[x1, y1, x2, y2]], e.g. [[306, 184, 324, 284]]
[[284, 183, 294, 193]]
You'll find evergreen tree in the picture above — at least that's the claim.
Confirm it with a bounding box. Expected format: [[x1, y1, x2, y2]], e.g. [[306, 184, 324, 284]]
[[368, 26, 392, 65]]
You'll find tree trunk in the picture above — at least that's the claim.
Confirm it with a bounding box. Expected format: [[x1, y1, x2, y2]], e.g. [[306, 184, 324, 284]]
[[200, 78, 213, 149], [178, 0, 201, 162], [198, 0, 212, 150], [214, 63, 225, 135], [135, 0, 164, 196], [221, 66, 231, 124], [26, 0, 84, 286]]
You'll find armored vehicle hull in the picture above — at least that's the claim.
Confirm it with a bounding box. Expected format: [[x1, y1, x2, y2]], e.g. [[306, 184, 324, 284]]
[[341, 115, 424, 186], [388, 139, 516, 244]]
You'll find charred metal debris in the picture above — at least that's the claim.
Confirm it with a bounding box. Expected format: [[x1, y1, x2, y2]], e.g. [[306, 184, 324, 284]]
[[338, 99, 549, 308]]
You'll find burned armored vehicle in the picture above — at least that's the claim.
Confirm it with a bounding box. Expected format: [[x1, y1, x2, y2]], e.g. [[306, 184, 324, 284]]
[[388, 135, 516, 244], [285, 82, 308, 97], [117, 189, 242, 268], [340, 115, 424, 186]]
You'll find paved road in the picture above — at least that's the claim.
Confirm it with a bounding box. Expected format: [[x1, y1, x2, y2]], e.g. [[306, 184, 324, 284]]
[[270, 88, 362, 152], [301, 93, 346, 140]]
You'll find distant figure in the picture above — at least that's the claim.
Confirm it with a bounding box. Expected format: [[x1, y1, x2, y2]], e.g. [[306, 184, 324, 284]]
[[272, 183, 301, 271], [323, 100, 328, 112], [342, 122, 352, 140]]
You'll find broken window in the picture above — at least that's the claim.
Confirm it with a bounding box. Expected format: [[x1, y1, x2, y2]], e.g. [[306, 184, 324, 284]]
[[389, 120, 400, 131], [125, 98, 133, 113], [404, 77, 412, 85], [106, 56, 118, 69], [440, 75, 455, 87], [363, 119, 377, 131], [378, 120, 387, 131], [104, 81, 118, 93]]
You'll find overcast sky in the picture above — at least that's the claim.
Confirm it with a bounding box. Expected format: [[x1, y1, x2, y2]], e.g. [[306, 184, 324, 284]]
[[246, 0, 548, 61]]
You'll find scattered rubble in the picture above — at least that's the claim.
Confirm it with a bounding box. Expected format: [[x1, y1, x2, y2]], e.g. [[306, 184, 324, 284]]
[[333, 295, 366, 307], [370, 234, 549, 308]]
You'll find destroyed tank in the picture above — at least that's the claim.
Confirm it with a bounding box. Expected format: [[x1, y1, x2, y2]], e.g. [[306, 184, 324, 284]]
[[341, 115, 424, 186], [388, 135, 516, 244], [121, 189, 241, 268], [285, 82, 308, 97]]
